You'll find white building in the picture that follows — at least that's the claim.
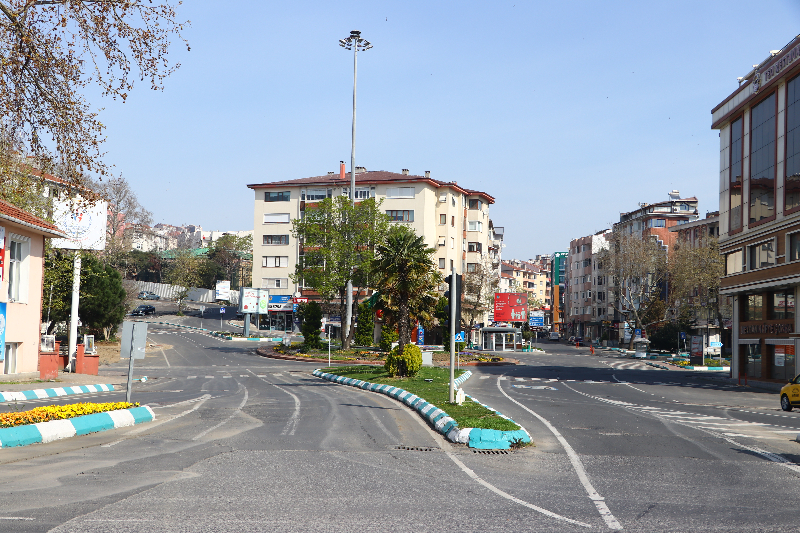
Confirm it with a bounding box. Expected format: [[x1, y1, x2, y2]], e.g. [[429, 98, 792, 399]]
[[247, 167, 495, 302]]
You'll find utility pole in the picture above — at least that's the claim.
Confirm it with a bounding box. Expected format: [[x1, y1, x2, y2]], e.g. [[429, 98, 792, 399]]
[[339, 30, 372, 346]]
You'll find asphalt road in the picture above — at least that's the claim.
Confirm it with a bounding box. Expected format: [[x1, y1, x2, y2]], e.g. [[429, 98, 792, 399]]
[[1, 331, 799, 532]]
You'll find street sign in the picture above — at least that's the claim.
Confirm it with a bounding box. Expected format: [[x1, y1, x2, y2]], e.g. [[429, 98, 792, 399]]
[[120, 322, 147, 360], [454, 331, 465, 342], [634, 328, 642, 338], [710, 341, 723, 348], [220, 307, 225, 314], [680, 331, 686, 340], [529, 310, 545, 327]]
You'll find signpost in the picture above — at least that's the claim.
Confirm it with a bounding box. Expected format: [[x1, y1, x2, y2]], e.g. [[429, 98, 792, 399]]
[[120, 321, 147, 403], [220, 306, 225, 329], [199, 305, 205, 330]]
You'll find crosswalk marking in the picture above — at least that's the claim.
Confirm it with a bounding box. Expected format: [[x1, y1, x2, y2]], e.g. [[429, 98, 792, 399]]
[[223, 375, 232, 378], [205, 376, 214, 379], [187, 376, 196, 379], [257, 375, 266, 378]]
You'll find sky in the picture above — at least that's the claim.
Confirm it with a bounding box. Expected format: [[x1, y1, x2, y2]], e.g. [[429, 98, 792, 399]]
[[90, 0, 800, 259]]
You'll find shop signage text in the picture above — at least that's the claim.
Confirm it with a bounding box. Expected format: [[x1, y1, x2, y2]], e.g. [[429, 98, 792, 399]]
[[739, 323, 794, 335]]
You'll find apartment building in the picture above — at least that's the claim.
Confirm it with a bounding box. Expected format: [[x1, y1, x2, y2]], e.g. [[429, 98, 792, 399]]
[[713, 35, 800, 381], [565, 230, 611, 341], [613, 191, 699, 251], [247, 167, 495, 311]]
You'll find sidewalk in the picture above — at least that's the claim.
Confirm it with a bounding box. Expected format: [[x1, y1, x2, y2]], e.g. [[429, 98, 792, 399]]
[[0, 371, 128, 393]]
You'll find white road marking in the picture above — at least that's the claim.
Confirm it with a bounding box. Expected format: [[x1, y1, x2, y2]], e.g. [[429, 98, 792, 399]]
[[205, 376, 214, 379], [103, 394, 211, 447], [250, 370, 301, 435], [192, 386, 248, 441], [498, 377, 623, 530], [188, 376, 196, 379], [479, 375, 491, 379]]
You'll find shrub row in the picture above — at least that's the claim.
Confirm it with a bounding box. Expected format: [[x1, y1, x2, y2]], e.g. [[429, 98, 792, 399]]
[[0, 402, 138, 428]]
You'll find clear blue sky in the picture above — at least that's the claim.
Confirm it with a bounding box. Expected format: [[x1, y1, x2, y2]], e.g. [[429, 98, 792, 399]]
[[93, 0, 800, 259]]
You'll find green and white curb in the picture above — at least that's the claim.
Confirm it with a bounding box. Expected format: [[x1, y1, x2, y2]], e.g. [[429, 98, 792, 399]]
[[0, 384, 115, 403], [0, 406, 155, 448], [312, 369, 531, 450]]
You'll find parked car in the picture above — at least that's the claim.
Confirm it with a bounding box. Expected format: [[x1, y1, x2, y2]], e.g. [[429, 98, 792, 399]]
[[138, 291, 160, 300], [780, 374, 800, 411], [549, 332, 560, 341], [130, 304, 156, 316]]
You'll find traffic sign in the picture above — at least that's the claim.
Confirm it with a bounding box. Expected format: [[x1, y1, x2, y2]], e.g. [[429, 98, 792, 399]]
[[454, 331, 465, 342], [529, 310, 545, 327], [680, 331, 686, 340], [634, 328, 641, 337], [710, 341, 723, 348]]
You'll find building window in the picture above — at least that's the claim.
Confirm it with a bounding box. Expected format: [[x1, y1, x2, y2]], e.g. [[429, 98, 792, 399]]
[[261, 278, 288, 289], [770, 290, 795, 320], [743, 294, 764, 321], [467, 263, 478, 272], [749, 93, 776, 224], [7, 240, 23, 301], [386, 187, 415, 198], [450, 237, 454, 249], [439, 258, 445, 269], [263, 235, 289, 245], [386, 210, 414, 222], [729, 117, 744, 232], [789, 233, 800, 262], [439, 214, 446, 225], [263, 213, 290, 224], [265, 191, 290, 202], [468, 220, 483, 232], [725, 250, 743, 274], [787, 75, 800, 212], [647, 219, 666, 228], [468, 199, 482, 210], [342, 186, 374, 199], [302, 189, 331, 201], [262, 256, 288, 268], [467, 242, 482, 253], [747, 241, 775, 270]]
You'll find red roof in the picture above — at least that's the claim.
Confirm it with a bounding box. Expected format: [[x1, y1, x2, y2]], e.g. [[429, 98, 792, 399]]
[[248, 170, 495, 204], [0, 199, 66, 237]]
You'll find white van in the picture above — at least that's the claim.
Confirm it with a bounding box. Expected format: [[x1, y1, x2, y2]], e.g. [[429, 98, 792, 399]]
[[549, 332, 560, 341]]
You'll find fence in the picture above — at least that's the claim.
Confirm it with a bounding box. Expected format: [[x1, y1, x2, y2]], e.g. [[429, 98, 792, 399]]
[[134, 281, 240, 304]]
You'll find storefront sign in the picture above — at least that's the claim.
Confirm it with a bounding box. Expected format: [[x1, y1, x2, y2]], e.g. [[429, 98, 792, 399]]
[[739, 323, 794, 335], [761, 42, 800, 89], [268, 295, 293, 311], [775, 345, 786, 367]]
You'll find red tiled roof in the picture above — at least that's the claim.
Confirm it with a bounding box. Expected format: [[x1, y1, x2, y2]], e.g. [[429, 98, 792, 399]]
[[247, 170, 495, 204], [0, 198, 67, 237]]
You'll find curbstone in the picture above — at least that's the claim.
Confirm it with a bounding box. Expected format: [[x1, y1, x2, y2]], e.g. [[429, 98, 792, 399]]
[[0, 384, 115, 403], [0, 405, 155, 448], [312, 368, 531, 450]]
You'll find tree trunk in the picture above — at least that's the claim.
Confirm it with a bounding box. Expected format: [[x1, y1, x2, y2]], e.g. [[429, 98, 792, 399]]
[[397, 298, 410, 353]]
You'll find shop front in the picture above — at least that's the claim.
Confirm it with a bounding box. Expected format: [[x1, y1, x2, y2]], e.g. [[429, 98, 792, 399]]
[[480, 327, 521, 351], [737, 291, 797, 381], [258, 295, 296, 333]]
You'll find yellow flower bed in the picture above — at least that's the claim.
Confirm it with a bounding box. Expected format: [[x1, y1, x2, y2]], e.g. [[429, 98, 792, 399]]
[[0, 402, 138, 428]]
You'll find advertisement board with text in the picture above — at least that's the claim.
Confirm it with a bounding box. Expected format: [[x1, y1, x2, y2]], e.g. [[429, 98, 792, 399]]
[[494, 293, 528, 322]]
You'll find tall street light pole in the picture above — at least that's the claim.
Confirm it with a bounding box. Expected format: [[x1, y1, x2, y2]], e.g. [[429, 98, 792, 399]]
[[339, 30, 372, 343]]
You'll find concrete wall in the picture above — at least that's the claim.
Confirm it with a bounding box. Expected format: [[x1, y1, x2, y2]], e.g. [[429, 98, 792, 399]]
[[135, 281, 239, 304]]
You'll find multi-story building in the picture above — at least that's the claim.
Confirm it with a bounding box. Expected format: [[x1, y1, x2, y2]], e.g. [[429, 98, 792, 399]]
[[565, 230, 611, 341], [714, 35, 800, 382], [613, 191, 699, 250], [550, 251, 567, 334], [247, 167, 495, 328]]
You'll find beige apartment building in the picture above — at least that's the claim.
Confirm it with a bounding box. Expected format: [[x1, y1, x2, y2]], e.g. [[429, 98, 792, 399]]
[[247, 168, 495, 305]]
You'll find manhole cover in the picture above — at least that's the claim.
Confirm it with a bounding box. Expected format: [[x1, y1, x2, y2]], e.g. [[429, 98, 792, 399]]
[[394, 445, 437, 452]]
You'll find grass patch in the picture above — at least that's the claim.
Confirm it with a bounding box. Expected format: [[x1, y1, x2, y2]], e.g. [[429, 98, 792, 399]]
[[0, 380, 51, 385], [322, 365, 520, 432]]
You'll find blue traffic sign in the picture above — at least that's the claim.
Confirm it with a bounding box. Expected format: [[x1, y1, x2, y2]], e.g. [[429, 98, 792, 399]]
[[680, 332, 687, 340], [710, 341, 723, 348], [454, 331, 465, 342]]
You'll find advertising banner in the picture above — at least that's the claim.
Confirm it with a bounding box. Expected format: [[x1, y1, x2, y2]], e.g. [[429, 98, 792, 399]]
[[239, 287, 259, 313], [0, 225, 5, 281], [258, 291, 270, 315], [215, 280, 231, 301], [0, 302, 5, 362], [493, 293, 528, 322], [51, 198, 107, 250], [691, 335, 704, 358]]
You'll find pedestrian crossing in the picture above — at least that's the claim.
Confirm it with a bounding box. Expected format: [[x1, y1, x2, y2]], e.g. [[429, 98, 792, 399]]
[[600, 360, 656, 371], [186, 374, 278, 380]]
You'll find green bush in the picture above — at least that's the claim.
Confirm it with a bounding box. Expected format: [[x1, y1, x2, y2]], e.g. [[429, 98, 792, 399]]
[[385, 344, 423, 377], [354, 302, 374, 346], [297, 302, 323, 350], [379, 324, 398, 352]]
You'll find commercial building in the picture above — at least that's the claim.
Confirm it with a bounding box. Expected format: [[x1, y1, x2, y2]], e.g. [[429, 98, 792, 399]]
[[247, 167, 495, 330], [550, 252, 567, 334], [714, 35, 800, 381]]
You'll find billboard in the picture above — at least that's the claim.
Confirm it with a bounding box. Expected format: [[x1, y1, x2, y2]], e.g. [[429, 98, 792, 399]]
[[215, 280, 231, 301], [239, 287, 270, 315], [50, 198, 107, 250], [494, 293, 528, 322]]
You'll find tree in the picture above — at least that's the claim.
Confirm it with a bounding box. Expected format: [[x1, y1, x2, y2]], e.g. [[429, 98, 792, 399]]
[[165, 249, 202, 314], [291, 195, 390, 348], [0, 1, 188, 198], [207, 233, 252, 289], [462, 255, 499, 330], [600, 229, 668, 349], [296, 301, 322, 350], [354, 302, 374, 346], [79, 255, 127, 340], [41, 250, 76, 333], [373, 225, 441, 354], [93, 175, 153, 266]]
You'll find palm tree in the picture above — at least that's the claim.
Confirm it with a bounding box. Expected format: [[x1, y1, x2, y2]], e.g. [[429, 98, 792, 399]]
[[374, 225, 441, 352]]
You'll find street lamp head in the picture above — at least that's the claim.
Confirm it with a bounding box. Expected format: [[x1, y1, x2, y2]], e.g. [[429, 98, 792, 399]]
[[339, 30, 372, 51]]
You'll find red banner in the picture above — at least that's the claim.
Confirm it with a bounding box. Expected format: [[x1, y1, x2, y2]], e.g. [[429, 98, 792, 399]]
[[494, 293, 528, 322]]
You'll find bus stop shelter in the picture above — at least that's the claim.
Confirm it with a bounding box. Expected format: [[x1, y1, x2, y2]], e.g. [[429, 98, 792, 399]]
[[481, 327, 522, 352]]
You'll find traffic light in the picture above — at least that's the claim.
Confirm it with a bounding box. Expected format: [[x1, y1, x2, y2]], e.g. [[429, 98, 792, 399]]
[[443, 274, 462, 329]]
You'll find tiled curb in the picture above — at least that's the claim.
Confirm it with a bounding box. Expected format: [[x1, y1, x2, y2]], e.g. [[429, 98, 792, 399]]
[[312, 369, 531, 450], [0, 384, 115, 403], [0, 406, 155, 448]]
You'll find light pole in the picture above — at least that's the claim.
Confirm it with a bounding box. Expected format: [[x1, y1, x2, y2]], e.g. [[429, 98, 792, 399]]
[[339, 30, 372, 344]]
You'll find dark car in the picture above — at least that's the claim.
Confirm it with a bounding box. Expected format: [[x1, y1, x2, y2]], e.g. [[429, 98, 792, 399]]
[[130, 304, 156, 316], [138, 291, 160, 300]]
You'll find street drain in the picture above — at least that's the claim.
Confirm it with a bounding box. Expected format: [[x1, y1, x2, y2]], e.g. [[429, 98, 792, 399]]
[[395, 445, 436, 452], [472, 449, 509, 455]]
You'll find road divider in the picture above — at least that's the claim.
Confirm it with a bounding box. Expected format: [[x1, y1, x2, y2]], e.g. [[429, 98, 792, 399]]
[[0, 384, 115, 403]]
